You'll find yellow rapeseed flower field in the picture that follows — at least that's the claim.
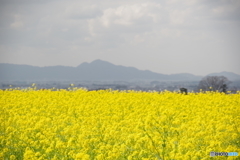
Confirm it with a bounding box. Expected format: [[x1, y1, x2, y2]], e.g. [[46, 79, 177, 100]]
[[1, 88, 240, 160]]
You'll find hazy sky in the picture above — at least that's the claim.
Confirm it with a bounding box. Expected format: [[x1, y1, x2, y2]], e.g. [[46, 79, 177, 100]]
[[0, 0, 240, 76]]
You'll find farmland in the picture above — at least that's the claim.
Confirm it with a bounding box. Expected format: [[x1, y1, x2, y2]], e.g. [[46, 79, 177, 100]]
[[1, 88, 240, 159]]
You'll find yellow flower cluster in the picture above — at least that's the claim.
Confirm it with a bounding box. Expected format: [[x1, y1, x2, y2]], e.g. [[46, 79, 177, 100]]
[[1, 88, 240, 159]]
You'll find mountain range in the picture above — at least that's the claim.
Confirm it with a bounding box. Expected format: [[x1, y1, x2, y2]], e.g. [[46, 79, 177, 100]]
[[0, 59, 240, 81]]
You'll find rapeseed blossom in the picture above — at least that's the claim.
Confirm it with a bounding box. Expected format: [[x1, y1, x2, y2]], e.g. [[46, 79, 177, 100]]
[[0, 88, 240, 159]]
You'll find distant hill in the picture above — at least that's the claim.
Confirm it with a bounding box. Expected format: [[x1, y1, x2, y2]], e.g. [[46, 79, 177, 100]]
[[0, 59, 238, 81], [207, 71, 240, 81]]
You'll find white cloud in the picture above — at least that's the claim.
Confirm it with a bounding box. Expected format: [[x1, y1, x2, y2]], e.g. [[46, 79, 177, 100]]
[[212, 1, 240, 20], [64, 3, 101, 19], [10, 14, 24, 29], [98, 3, 161, 27], [169, 9, 192, 25], [131, 34, 145, 45], [86, 2, 164, 46]]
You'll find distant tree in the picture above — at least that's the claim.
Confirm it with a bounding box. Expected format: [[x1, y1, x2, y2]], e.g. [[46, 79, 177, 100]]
[[198, 76, 231, 93]]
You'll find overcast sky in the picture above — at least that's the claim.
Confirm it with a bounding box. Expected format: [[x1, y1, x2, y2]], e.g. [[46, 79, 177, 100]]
[[0, 0, 240, 76]]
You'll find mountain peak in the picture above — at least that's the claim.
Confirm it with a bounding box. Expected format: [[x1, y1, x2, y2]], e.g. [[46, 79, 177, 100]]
[[91, 59, 105, 63], [90, 59, 115, 67], [91, 59, 112, 64]]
